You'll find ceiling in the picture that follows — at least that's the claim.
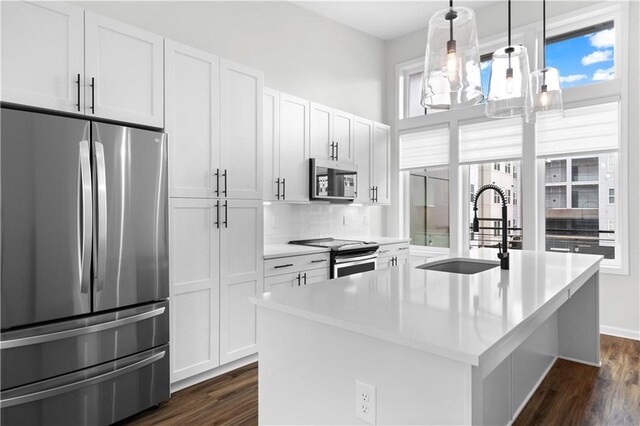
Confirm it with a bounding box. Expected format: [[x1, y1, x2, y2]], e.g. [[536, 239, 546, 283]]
[[293, 1, 497, 41]]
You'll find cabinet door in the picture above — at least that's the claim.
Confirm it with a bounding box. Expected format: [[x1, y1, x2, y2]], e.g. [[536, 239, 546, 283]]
[[279, 93, 310, 202], [264, 272, 298, 292], [333, 110, 354, 163], [84, 12, 164, 127], [263, 88, 280, 201], [353, 116, 373, 203], [309, 102, 333, 160], [219, 59, 263, 200], [165, 40, 220, 198], [1, 1, 84, 113], [301, 268, 330, 285], [219, 199, 263, 364], [372, 122, 391, 204], [169, 199, 220, 382]]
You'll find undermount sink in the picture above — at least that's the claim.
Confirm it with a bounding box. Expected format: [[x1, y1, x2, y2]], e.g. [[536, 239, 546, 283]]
[[416, 258, 500, 275]]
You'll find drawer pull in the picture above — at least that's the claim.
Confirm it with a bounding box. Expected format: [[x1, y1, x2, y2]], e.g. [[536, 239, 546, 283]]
[[274, 264, 293, 269], [379, 250, 390, 254], [310, 259, 327, 263], [398, 247, 409, 251]]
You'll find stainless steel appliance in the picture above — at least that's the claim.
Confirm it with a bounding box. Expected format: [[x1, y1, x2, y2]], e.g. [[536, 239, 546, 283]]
[[309, 159, 357, 201], [290, 238, 379, 278], [0, 108, 169, 425]]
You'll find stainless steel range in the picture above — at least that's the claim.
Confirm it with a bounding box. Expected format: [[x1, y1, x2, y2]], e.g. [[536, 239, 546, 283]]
[[290, 238, 379, 278]]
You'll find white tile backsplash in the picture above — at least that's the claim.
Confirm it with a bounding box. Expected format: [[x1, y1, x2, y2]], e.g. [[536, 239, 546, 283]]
[[264, 203, 384, 244]]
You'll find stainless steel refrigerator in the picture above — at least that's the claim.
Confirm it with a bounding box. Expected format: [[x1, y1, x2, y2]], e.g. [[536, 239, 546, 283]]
[[0, 108, 170, 425]]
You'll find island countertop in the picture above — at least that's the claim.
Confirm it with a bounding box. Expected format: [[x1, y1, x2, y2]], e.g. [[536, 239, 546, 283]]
[[251, 249, 602, 365]]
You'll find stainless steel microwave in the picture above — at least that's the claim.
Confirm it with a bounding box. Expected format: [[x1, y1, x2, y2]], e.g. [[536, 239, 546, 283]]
[[310, 159, 358, 201]]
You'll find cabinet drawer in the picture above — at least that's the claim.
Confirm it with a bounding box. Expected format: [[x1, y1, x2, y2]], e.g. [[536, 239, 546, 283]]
[[264, 252, 330, 277], [377, 243, 409, 258]]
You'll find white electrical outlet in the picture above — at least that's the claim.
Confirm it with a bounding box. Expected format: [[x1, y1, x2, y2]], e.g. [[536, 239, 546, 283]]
[[343, 215, 349, 225], [355, 381, 376, 424]]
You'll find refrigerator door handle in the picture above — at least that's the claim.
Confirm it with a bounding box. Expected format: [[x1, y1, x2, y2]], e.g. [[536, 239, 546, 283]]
[[78, 141, 92, 294], [94, 141, 108, 292], [0, 350, 166, 408], [0, 306, 166, 350]]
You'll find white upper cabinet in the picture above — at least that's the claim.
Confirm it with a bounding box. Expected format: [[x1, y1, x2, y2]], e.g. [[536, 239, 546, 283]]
[[372, 122, 391, 204], [84, 12, 164, 127], [309, 103, 354, 163], [309, 102, 333, 160], [333, 109, 354, 163], [353, 116, 373, 203], [278, 93, 310, 202], [166, 41, 220, 198], [263, 89, 281, 201], [219, 199, 263, 364], [1, 1, 84, 113], [219, 59, 263, 200]]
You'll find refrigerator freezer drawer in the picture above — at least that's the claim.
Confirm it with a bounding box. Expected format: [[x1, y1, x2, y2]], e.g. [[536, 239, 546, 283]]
[[1, 301, 169, 390], [0, 345, 169, 426]]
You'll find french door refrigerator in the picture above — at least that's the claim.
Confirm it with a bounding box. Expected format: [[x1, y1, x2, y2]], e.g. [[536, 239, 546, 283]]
[[0, 108, 170, 425]]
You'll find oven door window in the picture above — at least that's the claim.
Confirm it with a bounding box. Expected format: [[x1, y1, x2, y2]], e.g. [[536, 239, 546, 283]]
[[335, 261, 376, 278]]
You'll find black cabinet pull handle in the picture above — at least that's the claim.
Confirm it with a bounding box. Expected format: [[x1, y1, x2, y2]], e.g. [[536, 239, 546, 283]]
[[223, 200, 228, 228], [371, 186, 375, 202], [296, 273, 301, 286], [276, 177, 280, 200], [282, 178, 286, 200], [215, 201, 220, 229], [222, 169, 228, 196], [398, 247, 408, 251], [76, 74, 81, 112], [303, 273, 307, 285], [330, 142, 334, 160], [274, 264, 293, 269], [90, 77, 95, 114], [335, 142, 339, 161], [215, 169, 220, 196], [310, 259, 327, 263], [374, 186, 378, 203]]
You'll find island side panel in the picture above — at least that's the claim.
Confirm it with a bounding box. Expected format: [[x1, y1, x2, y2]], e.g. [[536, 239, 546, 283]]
[[557, 271, 600, 366], [257, 307, 474, 425]]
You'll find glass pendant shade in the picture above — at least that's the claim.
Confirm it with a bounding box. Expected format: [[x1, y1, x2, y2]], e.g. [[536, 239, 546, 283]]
[[531, 67, 564, 119], [421, 6, 483, 110], [485, 45, 532, 119]]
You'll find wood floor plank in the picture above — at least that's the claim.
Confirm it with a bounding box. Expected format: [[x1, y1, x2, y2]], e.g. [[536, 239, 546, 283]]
[[122, 335, 639, 425]]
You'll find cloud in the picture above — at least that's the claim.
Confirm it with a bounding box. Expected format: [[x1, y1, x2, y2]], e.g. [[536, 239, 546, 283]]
[[480, 61, 490, 70], [592, 67, 615, 81], [587, 28, 615, 48], [581, 50, 613, 66], [559, 74, 588, 83]]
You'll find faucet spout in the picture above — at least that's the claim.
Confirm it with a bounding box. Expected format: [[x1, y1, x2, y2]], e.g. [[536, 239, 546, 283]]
[[472, 184, 510, 270]]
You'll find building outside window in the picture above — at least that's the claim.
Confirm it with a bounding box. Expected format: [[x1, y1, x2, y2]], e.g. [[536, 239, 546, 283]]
[[608, 187, 615, 204], [409, 169, 450, 248]]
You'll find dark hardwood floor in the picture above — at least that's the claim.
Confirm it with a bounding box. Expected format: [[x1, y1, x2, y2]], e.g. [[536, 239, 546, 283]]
[[123, 335, 639, 425]]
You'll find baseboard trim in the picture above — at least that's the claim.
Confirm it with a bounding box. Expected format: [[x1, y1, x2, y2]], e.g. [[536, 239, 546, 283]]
[[601, 326, 640, 341], [508, 356, 558, 425], [170, 353, 258, 394]]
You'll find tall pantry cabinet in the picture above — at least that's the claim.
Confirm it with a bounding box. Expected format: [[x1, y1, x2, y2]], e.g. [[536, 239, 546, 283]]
[[165, 40, 264, 383]]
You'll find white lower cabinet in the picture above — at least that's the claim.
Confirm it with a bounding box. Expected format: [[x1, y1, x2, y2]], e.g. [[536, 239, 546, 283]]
[[169, 198, 220, 382], [170, 198, 263, 382], [263, 253, 330, 293], [376, 242, 410, 270]]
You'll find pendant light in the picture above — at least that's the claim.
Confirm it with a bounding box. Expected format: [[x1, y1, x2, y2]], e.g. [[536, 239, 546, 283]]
[[531, 0, 564, 119], [486, 0, 532, 119], [421, 0, 483, 110]]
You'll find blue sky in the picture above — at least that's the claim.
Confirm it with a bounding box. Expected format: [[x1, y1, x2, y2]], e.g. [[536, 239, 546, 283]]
[[479, 27, 615, 94]]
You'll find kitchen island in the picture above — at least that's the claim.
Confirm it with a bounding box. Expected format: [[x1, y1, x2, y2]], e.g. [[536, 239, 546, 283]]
[[251, 249, 602, 425]]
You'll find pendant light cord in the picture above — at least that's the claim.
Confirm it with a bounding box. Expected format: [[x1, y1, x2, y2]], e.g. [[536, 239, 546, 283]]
[[449, 0, 454, 41], [542, 0, 546, 67], [508, 0, 511, 46]]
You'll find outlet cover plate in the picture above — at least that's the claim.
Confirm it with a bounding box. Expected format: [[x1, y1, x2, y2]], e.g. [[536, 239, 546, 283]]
[[355, 380, 376, 424]]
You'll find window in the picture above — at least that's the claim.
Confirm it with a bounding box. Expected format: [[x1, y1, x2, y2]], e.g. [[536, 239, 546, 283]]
[[506, 189, 511, 204], [407, 70, 426, 119], [546, 21, 615, 89], [480, 53, 492, 100], [513, 165, 518, 179], [538, 102, 620, 261], [409, 168, 450, 248], [513, 191, 518, 206], [493, 162, 501, 171], [470, 184, 475, 203], [494, 221, 501, 237], [505, 163, 511, 174]]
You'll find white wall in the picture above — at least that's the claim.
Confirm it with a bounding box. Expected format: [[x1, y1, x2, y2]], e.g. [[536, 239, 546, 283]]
[[74, 1, 387, 123], [385, 1, 640, 339]]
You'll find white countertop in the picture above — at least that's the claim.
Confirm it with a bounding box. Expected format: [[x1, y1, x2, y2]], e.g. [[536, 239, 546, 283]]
[[370, 236, 411, 245], [252, 249, 602, 365], [263, 244, 330, 259]]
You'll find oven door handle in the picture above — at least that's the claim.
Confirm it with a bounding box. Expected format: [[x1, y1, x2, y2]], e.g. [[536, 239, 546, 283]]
[[334, 253, 378, 264]]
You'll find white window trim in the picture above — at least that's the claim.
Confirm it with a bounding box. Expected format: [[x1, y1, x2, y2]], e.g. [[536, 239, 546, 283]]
[[394, 1, 629, 275]]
